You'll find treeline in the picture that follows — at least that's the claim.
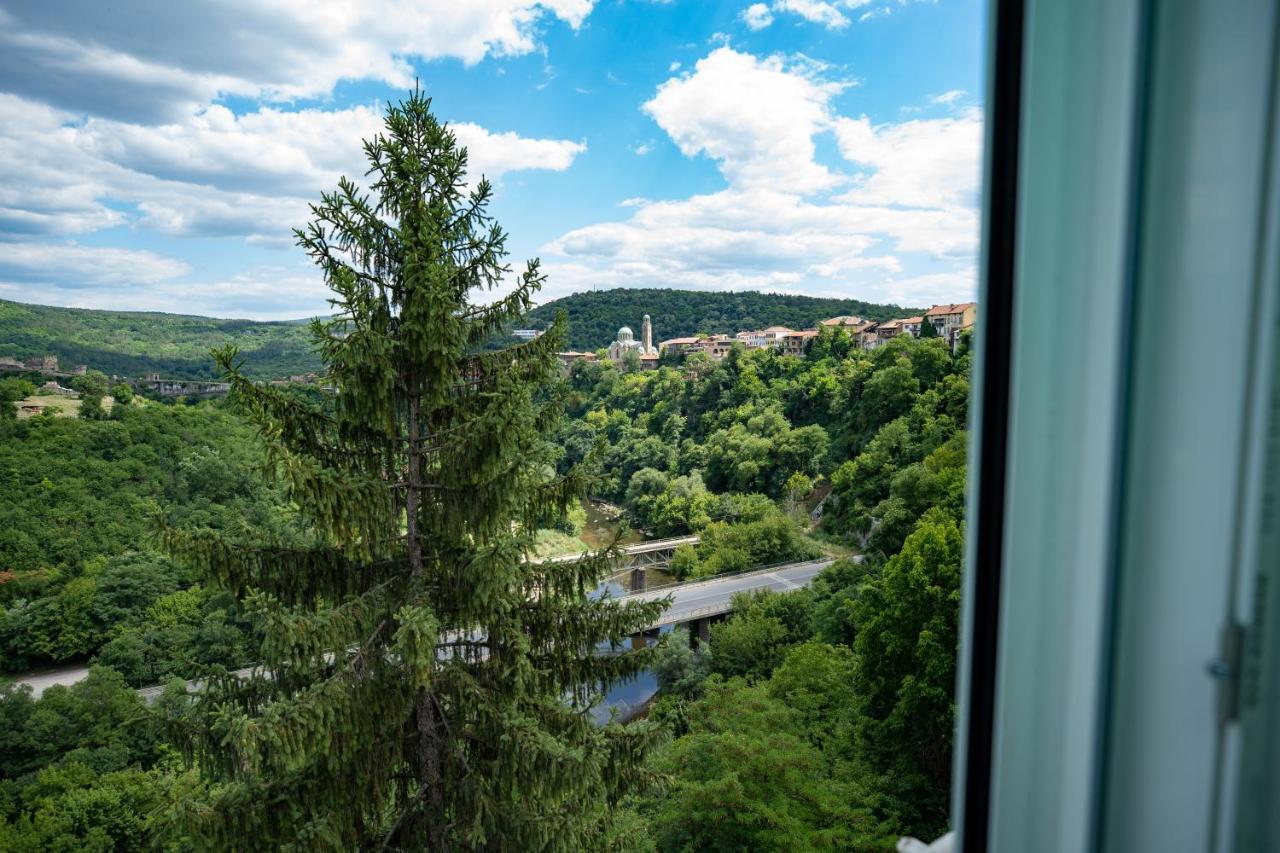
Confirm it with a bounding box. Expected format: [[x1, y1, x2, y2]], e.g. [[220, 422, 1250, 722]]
[[0, 289, 922, 381], [528, 288, 919, 351], [0, 298, 320, 379]]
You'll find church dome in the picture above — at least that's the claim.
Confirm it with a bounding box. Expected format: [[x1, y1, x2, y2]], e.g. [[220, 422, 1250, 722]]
[[617, 326, 634, 342]]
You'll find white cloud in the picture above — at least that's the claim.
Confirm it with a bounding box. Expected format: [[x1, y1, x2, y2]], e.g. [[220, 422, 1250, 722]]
[[0, 1, 597, 123], [632, 142, 654, 156], [0, 95, 588, 245], [643, 48, 847, 194], [835, 109, 983, 210], [0, 96, 126, 238], [668, 60, 682, 72], [858, 6, 892, 22], [774, 0, 851, 29], [741, 3, 775, 30], [930, 89, 967, 105], [0, 243, 331, 319], [541, 48, 981, 304], [451, 123, 587, 177], [0, 242, 190, 288], [748, 0, 876, 31]]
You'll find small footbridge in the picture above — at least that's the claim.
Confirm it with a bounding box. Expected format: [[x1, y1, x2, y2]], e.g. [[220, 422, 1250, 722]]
[[547, 535, 700, 591]]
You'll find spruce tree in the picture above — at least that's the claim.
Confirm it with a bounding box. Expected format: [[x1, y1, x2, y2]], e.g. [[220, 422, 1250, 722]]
[[162, 90, 667, 851]]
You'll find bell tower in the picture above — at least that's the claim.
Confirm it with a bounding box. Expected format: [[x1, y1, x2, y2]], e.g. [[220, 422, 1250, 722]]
[[642, 314, 653, 354]]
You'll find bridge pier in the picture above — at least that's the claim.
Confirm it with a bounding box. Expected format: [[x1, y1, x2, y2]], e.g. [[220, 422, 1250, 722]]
[[690, 616, 712, 646], [630, 566, 646, 592], [629, 627, 661, 650]]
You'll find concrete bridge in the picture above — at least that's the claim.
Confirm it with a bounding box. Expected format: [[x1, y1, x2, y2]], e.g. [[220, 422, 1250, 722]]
[[625, 557, 833, 643], [10, 555, 838, 701], [129, 376, 231, 397]]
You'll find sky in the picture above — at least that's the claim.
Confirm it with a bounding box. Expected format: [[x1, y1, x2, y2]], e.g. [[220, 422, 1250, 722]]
[[0, 0, 986, 320]]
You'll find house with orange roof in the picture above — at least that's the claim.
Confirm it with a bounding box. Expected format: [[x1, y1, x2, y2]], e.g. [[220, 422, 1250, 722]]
[[924, 302, 977, 346]]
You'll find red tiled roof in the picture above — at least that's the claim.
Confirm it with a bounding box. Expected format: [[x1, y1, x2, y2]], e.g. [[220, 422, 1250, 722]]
[[925, 302, 976, 317]]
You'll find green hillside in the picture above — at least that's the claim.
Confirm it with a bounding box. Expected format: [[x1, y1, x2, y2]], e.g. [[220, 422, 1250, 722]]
[[0, 299, 319, 380], [0, 288, 919, 379], [526, 288, 919, 351]]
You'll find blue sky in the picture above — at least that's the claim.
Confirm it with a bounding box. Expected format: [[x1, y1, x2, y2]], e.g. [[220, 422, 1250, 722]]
[[0, 0, 985, 319]]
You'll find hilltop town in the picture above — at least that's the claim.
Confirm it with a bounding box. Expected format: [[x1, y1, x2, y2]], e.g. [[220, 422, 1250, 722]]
[[553, 301, 977, 369]]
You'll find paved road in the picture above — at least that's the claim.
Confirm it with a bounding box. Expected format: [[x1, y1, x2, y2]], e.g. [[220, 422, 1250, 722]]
[[5, 666, 93, 699], [625, 559, 833, 628], [7, 557, 841, 697]]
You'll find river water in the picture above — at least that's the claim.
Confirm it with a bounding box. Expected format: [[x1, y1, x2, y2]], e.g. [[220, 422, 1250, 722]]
[[579, 500, 684, 722]]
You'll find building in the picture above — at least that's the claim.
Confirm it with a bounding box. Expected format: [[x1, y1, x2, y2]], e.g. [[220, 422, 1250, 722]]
[[0, 356, 23, 370], [606, 314, 659, 363], [658, 336, 701, 355], [40, 381, 75, 396], [556, 351, 598, 369], [690, 334, 736, 360], [25, 355, 57, 372], [759, 326, 795, 346], [511, 329, 543, 341], [859, 322, 881, 350], [924, 302, 978, 346], [779, 329, 819, 357], [820, 315, 865, 328], [876, 318, 907, 344], [900, 316, 925, 337]]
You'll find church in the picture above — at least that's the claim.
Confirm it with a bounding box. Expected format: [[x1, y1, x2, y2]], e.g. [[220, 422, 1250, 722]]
[[607, 314, 658, 364]]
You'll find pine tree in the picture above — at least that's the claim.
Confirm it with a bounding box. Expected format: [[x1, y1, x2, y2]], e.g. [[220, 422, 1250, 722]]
[[161, 90, 668, 851]]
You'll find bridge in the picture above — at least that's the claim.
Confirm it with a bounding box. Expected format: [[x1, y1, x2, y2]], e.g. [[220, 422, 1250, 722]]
[[129, 376, 231, 397], [626, 558, 833, 641], [10, 555, 838, 700], [548, 535, 700, 591]]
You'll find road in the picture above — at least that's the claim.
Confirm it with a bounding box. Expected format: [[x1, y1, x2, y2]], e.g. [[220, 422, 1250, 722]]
[[625, 559, 833, 628], [6, 557, 840, 698]]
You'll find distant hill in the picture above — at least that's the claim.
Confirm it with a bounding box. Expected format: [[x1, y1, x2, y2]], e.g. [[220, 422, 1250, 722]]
[[0, 288, 920, 380], [0, 299, 319, 380], [526, 288, 920, 352]]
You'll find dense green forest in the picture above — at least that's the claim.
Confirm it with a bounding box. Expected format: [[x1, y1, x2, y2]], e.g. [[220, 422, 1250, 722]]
[[0, 298, 319, 380], [527, 288, 919, 351], [0, 321, 968, 849], [555, 327, 969, 847], [0, 322, 962, 845], [0, 400, 293, 680]]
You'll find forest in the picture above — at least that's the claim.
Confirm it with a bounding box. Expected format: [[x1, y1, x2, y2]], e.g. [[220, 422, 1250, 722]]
[[1, 324, 968, 849], [555, 327, 969, 847], [0, 298, 320, 380]]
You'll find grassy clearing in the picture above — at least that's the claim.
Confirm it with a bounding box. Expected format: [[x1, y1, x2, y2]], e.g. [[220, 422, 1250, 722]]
[[16, 393, 116, 418]]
